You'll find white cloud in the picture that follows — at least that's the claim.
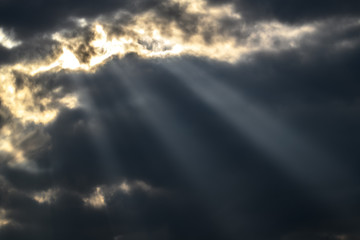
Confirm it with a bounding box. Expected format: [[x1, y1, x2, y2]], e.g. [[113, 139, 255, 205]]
[[0, 28, 21, 49]]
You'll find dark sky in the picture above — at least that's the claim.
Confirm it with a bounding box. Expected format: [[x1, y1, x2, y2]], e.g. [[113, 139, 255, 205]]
[[0, 1, 360, 240]]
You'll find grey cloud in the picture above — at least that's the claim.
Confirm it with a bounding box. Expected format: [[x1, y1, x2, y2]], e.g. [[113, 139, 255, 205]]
[[0, 1, 360, 240], [1, 47, 359, 239], [207, 0, 360, 23], [0, 0, 163, 41]]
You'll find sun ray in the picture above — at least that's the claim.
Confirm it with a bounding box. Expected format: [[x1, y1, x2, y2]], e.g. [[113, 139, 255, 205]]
[[161, 59, 355, 206], [0, 0, 319, 164]]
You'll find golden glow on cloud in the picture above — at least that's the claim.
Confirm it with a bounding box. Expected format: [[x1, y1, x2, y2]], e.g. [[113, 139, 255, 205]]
[[0, 28, 21, 49], [119, 182, 131, 193], [0, 0, 317, 164], [59, 48, 82, 70], [83, 187, 106, 208], [33, 188, 59, 204], [82, 180, 161, 208], [118, 181, 157, 194], [49, 0, 315, 67], [0, 209, 10, 228], [0, 126, 26, 163]]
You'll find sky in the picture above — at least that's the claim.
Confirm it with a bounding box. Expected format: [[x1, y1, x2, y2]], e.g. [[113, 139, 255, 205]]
[[0, 0, 360, 239]]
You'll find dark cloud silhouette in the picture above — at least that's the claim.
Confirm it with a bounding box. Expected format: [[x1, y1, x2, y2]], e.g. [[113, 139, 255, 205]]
[[2, 40, 360, 238], [0, 1, 360, 240], [208, 0, 360, 23], [0, 0, 163, 40]]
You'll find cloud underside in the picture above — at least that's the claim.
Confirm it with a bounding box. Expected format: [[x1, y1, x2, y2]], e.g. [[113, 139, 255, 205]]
[[0, 0, 360, 240]]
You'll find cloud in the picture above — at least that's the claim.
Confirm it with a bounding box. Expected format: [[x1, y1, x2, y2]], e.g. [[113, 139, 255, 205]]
[[0, 28, 21, 49], [207, 0, 360, 23], [32, 188, 59, 204], [1, 45, 359, 238], [0, 1, 360, 240], [0, 209, 10, 228], [0, 0, 331, 169], [283, 232, 360, 240], [0, 0, 162, 40]]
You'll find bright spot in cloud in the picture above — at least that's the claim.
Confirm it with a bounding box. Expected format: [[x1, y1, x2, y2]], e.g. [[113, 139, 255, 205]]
[[0, 209, 10, 228], [33, 188, 58, 204], [0, 0, 319, 164], [0, 28, 21, 49], [84, 187, 106, 208], [120, 182, 131, 193], [59, 48, 81, 70]]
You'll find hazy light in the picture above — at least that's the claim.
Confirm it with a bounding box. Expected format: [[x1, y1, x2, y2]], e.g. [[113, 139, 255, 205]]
[[59, 48, 81, 70], [33, 188, 59, 204], [111, 62, 249, 236], [0, 209, 10, 228], [0, 0, 317, 164], [84, 187, 106, 208], [0, 28, 21, 49], [163, 60, 351, 191], [120, 182, 131, 193]]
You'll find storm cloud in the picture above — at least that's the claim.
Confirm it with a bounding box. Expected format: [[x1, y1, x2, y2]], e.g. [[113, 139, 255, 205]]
[[0, 1, 360, 240]]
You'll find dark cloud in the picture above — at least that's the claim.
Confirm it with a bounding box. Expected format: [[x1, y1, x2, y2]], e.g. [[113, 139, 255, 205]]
[[0, 0, 163, 40], [154, 2, 201, 37], [0, 46, 12, 65], [208, 0, 360, 23], [0, 37, 61, 67], [1, 1, 360, 240], [0, 102, 12, 129], [2, 40, 360, 238], [0, 180, 223, 240]]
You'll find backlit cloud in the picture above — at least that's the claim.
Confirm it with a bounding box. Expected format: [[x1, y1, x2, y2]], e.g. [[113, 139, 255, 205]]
[[0, 1, 360, 240], [0, 28, 21, 49], [0, 0, 319, 166]]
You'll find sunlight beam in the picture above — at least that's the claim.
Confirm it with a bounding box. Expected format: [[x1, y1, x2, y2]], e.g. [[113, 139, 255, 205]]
[[162, 60, 353, 193]]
